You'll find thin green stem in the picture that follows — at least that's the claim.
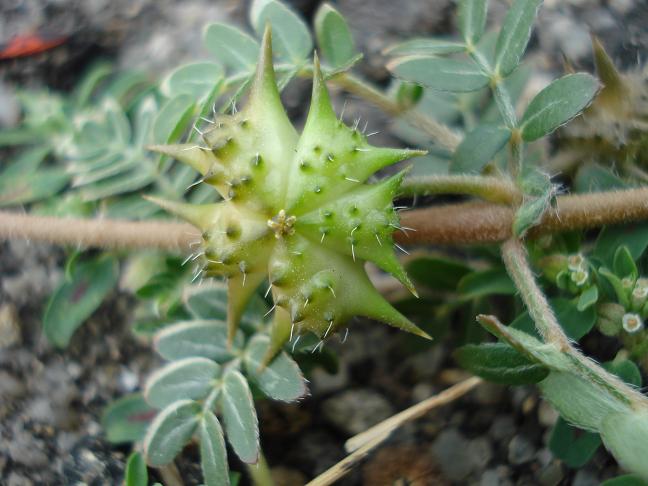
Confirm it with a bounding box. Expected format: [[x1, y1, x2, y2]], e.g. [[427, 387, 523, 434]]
[[246, 451, 275, 486], [400, 174, 521, 204]]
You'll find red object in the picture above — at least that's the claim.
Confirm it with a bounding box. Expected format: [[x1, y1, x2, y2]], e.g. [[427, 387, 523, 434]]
[[0, 33, 67, 60]]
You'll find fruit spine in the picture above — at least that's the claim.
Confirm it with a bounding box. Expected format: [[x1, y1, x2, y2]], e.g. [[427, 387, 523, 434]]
[[148, 26, 429, 361]]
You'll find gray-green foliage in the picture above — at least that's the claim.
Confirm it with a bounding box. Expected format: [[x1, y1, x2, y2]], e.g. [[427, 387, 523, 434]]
[[142, 283, 307, 477], [3, 0, 648, 482]]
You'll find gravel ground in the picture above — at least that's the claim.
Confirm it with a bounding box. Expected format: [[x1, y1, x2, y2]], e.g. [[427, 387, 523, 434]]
[[1, 0, 647, 484]]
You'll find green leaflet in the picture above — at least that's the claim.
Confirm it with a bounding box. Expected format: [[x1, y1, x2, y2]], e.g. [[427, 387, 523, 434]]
[[244, 335, 308, 401], [458, 0, 488, 46], [203, 23, 260, 73], [221, 370, 260, 464], [200, 412, 231, 486], [145, 357, 221, 409], [454, 342, 549, 385], [101, 393, 156, 444], [389, 57, 489, 92], [520, 73, 600, 142], [451, 123, 511, 173], [162, 62, 224, 100], [125, 452, 148, 486], [314, 3, 357, 69], [144, 400, 202, 467], [494, 0, 542, 76], [43, 255, 119, 347], [250, 0, 312, 63]]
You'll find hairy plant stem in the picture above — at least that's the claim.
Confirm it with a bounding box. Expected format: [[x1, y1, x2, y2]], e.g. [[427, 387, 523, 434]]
[[328, 71, 461, 151], [2, 187, 648, 250], [400, 174, 521, 204], [246, 452, 275, 486], [501, 238, 571, 348]]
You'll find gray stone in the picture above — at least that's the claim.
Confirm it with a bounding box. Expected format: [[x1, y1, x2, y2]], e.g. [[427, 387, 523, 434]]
[[0, 370, 26, 401], [480, 467, 514, 486], [507, 434, 536, 465], [469, 437, 493, 471], [322, 389, 393, 435], [7, 472, 33, 486], [0, 303, 21, 348], [572, 469, 600, 486], [474, 382, 506, 405], [537, 461, 565, 486], [8, 435, 49, 468], [431, 428, 474, 481], [490, 415, 516, 443]]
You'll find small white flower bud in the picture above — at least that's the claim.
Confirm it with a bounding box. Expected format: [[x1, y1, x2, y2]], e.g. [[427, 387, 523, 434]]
[[567, 253, 585, 271], [622, 313, 644, 334], [570, 269, 589, 287]]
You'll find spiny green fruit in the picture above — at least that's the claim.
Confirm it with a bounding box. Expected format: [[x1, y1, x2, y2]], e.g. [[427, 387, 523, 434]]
[[148, 26, 429, 361]]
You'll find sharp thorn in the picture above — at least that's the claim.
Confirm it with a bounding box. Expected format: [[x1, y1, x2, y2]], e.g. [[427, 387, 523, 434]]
[[394, 243, 410, 255], [324, 320, 333, 338], [291, 335, 301, 353], [264, 304, 276, 317]]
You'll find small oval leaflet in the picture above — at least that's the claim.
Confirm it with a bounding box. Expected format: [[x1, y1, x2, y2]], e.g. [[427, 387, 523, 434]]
[[451, 123, 511, 173], [154, 319, 238, 362], [520, 73, 600, 142], [314, 3, 357, 69], [162, 62, 224, 100], [200, 411, 231, 486], [389, 57, 490, 93], [203, 23, 260, 73], [145, 357, 221, 409], [221, 369, 260, 464], [244, 335, 308, 402], [144, 400, 202, 467], [250, 0, 312, 64]]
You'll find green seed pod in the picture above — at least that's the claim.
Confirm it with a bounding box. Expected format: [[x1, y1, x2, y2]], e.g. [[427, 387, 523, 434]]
[[148, 26, 429, 361]]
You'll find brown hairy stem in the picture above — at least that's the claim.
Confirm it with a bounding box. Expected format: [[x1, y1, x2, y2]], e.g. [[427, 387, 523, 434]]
[[1, 187, 648, 250], [0, 211, 199, 252], [397, 186, 648, 245]]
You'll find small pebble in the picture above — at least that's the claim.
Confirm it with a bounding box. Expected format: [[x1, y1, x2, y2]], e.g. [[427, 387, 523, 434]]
[[508, 434, 536, 465], [322, 389, 393, 435], [538, 401, 559, 427], [431, 428, 474, 481], [0, 303, 21, 348]]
